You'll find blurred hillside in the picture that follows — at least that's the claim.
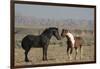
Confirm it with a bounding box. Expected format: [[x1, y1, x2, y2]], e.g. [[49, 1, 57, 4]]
[[15, 15, 94, 31]]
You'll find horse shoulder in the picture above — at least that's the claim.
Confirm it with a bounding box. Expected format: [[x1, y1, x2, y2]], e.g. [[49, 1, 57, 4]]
[[40, 35, 49, 45]]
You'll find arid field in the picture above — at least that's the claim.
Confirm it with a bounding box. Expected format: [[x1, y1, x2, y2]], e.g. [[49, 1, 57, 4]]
[[14, 28, 95, 66], [15, 45, 95, 66]]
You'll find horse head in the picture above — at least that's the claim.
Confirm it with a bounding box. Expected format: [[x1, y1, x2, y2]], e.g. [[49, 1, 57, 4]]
[[61, 29, 68, 37], [49, 27, 61, 40]]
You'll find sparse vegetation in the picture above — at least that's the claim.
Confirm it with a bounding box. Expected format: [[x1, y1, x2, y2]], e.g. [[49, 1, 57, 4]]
[[15, 28, 94, 48], [14, 16, 95, 66]]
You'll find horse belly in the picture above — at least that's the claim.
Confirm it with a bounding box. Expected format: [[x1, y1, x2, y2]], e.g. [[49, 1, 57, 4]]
[[31, 38, 42, 48], [32, 42, 42, 48]]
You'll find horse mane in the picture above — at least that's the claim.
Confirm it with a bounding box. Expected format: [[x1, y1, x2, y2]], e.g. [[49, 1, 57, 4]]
[[41, 27, 58, 35], [41, 28, 50, 35]]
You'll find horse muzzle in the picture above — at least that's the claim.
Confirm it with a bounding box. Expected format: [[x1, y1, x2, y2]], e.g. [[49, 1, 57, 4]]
[[57, 36, 61, 40]]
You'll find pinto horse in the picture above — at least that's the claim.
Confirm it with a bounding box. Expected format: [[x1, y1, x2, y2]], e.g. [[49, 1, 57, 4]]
[[21, 27, 61, 62], [61, 29, 83, 60]]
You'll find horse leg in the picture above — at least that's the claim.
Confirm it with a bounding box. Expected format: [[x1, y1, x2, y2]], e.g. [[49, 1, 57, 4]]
[[67, 46, 70, 59], [67, 47, 73, 60], [69, 47, 73, 60], [24, 48, 30, 62], [80, 45, 82, 60], [42, 45, 48, 61], [75, 47, 78, 60]]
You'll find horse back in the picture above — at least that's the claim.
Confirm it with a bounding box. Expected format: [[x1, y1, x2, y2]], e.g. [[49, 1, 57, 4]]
[[74, 36, 83, 48]]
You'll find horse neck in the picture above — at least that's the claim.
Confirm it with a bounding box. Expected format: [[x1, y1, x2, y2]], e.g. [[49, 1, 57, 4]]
[[41, 30, 53, 39], [66, 32, 74, 41], [66, 35, 71, 41]]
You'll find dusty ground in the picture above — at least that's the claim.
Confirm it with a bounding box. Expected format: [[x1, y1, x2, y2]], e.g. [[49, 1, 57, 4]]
[[14, 28, 95, 66], [14, 45, 95, 66]]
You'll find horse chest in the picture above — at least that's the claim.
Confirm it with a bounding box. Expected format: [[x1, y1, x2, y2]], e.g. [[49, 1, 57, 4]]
[[40, 36, 50, 45]]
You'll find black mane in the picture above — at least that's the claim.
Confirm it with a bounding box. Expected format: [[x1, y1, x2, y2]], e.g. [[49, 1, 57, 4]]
[[41, 27, 58, 35]]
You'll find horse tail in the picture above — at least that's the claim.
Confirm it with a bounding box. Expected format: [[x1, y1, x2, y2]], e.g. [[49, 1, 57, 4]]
[[21, 37, 25, 50], [21, 35, 32, 50], [21, 36, 29, 50]]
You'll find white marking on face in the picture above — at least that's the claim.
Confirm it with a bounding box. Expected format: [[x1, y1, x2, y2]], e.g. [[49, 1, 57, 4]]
[[66, 32, 75, 47]]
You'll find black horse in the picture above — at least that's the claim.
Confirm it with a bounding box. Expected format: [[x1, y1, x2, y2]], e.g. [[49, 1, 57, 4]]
[[21, 27, 61, 62]]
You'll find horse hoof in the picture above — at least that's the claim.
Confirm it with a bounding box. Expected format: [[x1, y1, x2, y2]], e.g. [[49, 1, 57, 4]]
[[44, 60, 48, 61], [25, 60, 29, 62], [43, 59, 48, 61]]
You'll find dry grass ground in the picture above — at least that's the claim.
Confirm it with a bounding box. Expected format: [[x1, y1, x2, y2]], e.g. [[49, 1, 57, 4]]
[[14, 28, 95, 66], [14, 45, 95, 66]]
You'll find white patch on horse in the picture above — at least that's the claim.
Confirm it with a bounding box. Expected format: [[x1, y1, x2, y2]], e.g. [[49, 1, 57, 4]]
[[66, 32, 75, 47]]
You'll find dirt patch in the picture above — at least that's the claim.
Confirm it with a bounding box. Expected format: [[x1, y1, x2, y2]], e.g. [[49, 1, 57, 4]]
[[14, 45, 95, 66]]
